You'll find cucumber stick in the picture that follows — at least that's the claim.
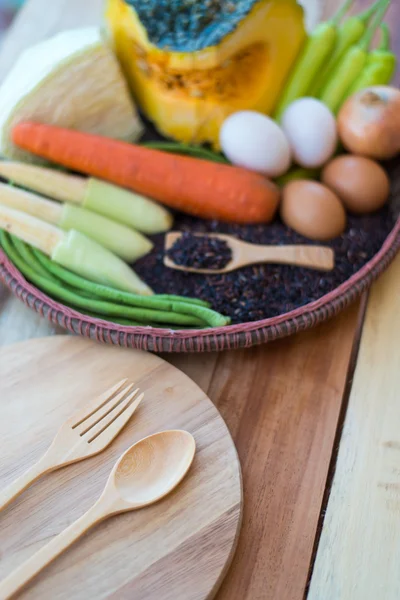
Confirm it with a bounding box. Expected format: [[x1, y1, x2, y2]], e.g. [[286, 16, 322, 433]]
[[0, 204, 153, 295], [82, 178, 173, 235]]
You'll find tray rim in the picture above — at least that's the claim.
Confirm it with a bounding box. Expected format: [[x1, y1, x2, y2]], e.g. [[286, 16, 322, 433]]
[[1, 216, 399, 352]]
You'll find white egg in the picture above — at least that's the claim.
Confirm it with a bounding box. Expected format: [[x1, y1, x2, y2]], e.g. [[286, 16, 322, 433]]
[[281, 98, 338, 168], [220, 110, 291, 178]]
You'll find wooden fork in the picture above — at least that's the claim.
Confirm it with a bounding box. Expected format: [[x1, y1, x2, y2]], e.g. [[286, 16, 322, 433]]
[[0, 380, 144, 512]]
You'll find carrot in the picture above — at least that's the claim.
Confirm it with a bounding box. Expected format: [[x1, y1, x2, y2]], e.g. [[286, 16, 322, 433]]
[[12, 122, 280, 225]]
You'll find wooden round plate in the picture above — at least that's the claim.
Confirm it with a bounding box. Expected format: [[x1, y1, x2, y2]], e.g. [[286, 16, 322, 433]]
[[0, 336, 242, 599]]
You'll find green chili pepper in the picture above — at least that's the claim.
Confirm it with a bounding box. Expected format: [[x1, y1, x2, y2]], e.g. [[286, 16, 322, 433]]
[[274, 0, 354, 121], [319, 0, 390, 114], [311, 0, 384, 97], [347, 23, 396, 95]]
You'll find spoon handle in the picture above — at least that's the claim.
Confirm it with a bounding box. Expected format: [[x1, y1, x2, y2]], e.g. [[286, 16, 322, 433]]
[[252, 244, 335, 271], [0, 502, 106, 599]]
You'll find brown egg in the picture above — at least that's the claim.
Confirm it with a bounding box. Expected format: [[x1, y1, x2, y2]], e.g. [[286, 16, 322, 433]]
[[281, 180, 346, 241], [322, 155, 390, 214]]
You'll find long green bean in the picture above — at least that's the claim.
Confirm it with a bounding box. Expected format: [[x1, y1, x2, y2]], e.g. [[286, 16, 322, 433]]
[[31, 251, 209, 307], [1, 233, 229, 328], [64, 308, 198, 329], [143, 141, 229, 164], [12, 237, 54, 280], [1, 233, 206, 327], [30, 249, 229, 326], [156, 295, 209, 307]]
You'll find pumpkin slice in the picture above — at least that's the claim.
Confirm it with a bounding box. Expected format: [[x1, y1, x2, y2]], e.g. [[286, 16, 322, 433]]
[[106, 0, 306, 148]]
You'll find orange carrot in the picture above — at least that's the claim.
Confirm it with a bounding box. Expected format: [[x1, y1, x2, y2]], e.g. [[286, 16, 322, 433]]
[[12, 122, 280, 224]]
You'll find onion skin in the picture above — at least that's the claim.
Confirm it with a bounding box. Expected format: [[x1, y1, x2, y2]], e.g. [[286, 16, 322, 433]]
[[338, 86, 400, 160]]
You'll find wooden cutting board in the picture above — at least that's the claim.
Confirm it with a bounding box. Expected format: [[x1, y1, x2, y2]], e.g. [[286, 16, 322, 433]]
[[0, 337, 242, 600]]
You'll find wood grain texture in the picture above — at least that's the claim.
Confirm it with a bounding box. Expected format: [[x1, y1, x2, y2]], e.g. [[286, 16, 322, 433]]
[[168, 302, 360, 600], [308, 252, 400, 600], [0, 336, 242, 600]]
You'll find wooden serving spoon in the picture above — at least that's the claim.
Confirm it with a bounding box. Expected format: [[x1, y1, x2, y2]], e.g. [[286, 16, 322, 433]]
[[164, 232, 335, 274], [0, 430, 196, 600]]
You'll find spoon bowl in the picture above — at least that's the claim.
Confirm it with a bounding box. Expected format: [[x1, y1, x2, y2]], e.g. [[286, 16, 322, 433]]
[[111, 430, 196, 508]]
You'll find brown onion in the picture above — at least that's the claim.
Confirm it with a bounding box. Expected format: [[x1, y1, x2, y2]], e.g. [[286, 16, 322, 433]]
[[338, 86, 400, 160]]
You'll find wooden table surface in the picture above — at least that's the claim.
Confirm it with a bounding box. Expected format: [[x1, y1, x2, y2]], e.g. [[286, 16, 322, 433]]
[[0, 1, 399, 599]]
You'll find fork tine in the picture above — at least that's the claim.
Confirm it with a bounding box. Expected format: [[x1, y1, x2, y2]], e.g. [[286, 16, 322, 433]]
[[74, 383, 135, 435], [69, 379, 128, 428], [86, 391, 144, 447]]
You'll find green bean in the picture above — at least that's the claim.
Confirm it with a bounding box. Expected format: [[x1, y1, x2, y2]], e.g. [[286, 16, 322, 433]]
[[68, 309, 149, 327], [30, 248, 228, 326], [29, 247, 209, 308], [143, 141, 229, 164], [12, 237, 54, 280], [2, 233, 205, 327], [311, 0, 384, 97], [156, 295, 209, 307], [274, 0, 353, 121], [95, 315, 204, 329], [63, 308, 200, 329], [1, 233, 229, 327], [319, 0, 390, 114], [348, 23, 396, 95]]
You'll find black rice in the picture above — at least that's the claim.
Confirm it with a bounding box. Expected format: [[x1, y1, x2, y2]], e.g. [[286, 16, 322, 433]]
[[134, 202, 396, 324], [167, 232, 232, 270]]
